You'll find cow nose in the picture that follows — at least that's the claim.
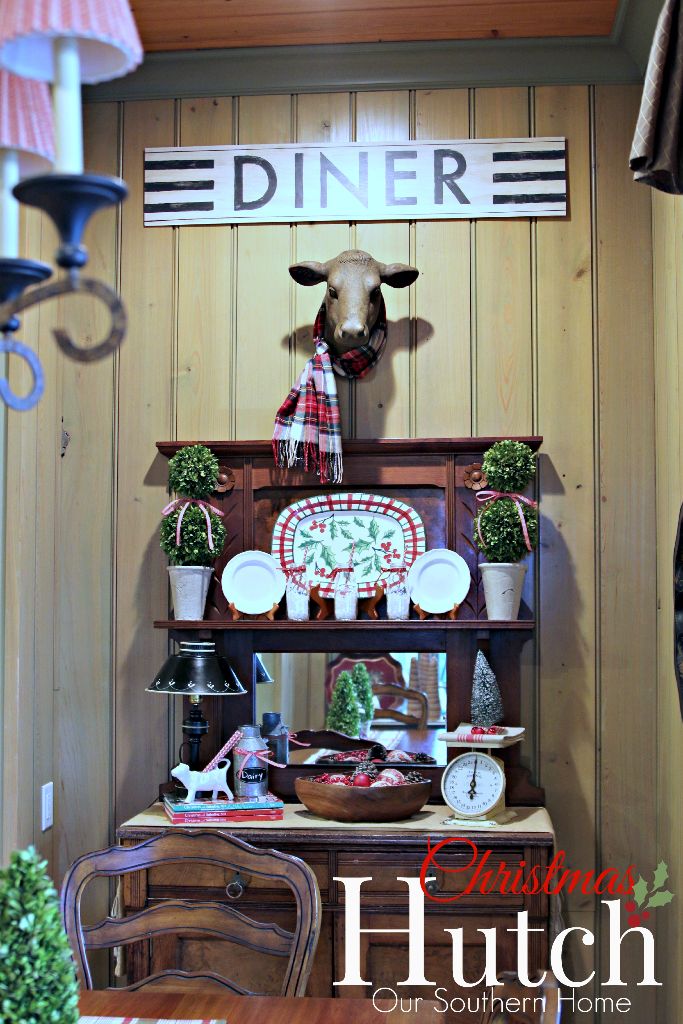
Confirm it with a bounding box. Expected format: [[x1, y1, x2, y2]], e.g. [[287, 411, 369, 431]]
[[339, 321, 368, 341]]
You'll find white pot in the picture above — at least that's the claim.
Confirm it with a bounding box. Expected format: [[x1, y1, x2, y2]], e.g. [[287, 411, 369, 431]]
[[480, 562, 527, 621], [168, 566, 213, 620]]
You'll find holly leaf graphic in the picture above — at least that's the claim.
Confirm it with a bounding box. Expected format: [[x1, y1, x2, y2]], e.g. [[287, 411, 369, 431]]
[[381, 528, 396, 540], [305, 549, 316, 565], [340, 526, 354, 540], [353, 517, 365, 529], [369, 519, 379, 541], [653, 861, 669, 891], [320, 544, 336, 569], [330, 520, 338, 540], [299, 529, 313, 541], [355, 539, 371, 553], [646, 890, 674, 910], [633, 876, 648, 908], [374, 552, 383, 573]]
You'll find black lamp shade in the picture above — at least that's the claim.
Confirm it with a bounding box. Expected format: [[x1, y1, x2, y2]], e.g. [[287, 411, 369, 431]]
[[147, 641, 245, 696], [254, 654, 274, 685]]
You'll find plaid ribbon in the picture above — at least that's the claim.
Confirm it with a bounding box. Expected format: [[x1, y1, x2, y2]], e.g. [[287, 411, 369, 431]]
[[272, 298, 387, 484]]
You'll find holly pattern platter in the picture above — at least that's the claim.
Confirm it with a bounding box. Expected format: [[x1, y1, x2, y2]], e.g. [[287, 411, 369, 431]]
[[271, 492, 426, 598]]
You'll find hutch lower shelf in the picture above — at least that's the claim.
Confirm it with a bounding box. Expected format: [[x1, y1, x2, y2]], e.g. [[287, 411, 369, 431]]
[[117, 804, 554, 1002]]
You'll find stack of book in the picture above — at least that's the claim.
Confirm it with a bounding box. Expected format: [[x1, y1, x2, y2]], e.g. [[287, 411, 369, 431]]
[[163, 793, 284, 824]]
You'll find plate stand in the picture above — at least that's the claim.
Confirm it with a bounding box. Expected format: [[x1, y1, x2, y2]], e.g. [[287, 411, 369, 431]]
[[414, 602, 460, 621], [310, 583, 385, 621], [228, 602, 279, 621]]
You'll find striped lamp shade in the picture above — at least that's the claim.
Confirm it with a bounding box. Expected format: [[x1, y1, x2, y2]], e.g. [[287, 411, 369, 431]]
[[0, 70, 54, 173], [0, 0, 143, 84]]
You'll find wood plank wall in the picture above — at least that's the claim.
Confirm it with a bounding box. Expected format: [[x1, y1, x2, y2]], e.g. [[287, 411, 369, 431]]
[[2, 83, 667, 1022]]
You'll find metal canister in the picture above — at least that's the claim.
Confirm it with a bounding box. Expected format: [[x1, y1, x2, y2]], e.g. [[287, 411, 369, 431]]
[[261, 712, 289, 766], [233, 724, 269, 799]]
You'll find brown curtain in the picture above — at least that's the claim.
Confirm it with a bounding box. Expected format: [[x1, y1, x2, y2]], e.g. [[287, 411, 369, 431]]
[[630, 0, 683, 193]]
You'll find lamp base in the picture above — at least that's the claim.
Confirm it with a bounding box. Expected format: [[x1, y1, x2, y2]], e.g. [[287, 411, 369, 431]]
[[13, 173, 128, 270], [0, 258, 52, 333]]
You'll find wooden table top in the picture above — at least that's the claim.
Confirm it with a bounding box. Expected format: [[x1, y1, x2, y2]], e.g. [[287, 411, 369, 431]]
[[79, 988, 443, 1022]]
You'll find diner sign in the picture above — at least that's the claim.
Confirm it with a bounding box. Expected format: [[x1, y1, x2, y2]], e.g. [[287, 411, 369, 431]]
[[143, 138, 567, 226]]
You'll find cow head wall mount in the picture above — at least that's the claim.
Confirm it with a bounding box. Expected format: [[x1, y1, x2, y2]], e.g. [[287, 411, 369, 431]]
[[289, 249, 419, 358]]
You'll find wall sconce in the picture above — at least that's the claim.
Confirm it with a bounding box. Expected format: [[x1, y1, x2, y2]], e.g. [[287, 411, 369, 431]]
[[0, 0, 143, 411], [147, 641, 246, 772]]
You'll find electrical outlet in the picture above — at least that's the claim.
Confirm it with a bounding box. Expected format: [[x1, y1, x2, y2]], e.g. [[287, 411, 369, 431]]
[[41, 782, 53, 831]]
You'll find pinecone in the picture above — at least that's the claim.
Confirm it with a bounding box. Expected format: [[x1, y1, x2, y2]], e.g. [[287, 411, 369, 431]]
[[369, 743, 388, 761], [404, 770, 427, 784], [412, 752, 436, 764], [351, 761, 379, 780]]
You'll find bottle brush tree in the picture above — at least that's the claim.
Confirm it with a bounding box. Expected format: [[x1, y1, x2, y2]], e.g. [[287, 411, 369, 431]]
[[326, 670, 361, 737], [0, 847, 80, 1024], [351, 662, 374, 725]]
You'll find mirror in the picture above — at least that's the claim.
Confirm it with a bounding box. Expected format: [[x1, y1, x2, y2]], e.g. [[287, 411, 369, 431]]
[[255, 652, 448, 766]]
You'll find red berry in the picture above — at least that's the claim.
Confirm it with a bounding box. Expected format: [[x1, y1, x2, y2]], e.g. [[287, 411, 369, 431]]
[[471, 726, 485, 734], [352, 773, 373, 787], [642, 911, 650, 921], [624, 901, 636, 913], [628, 914, 641, 928]]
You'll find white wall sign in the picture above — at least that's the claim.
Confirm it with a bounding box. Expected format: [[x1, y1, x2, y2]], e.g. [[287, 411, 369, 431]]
[[143, 138, 567, 226]]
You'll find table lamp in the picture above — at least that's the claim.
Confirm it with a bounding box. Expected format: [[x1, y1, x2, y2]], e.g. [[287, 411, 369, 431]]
[[148, 641, 245, 772]]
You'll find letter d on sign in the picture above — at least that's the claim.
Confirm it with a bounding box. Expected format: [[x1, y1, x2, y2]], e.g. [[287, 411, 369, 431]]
[[234, 155, 277, 211], [334, 876, 435, 986]]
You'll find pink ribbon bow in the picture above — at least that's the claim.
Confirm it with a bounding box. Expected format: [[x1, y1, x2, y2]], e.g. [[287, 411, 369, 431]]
[[161, 497, 224, 551], [475, 490, 538, 552], [288, 732, 311, 747], [235, 747, 286, 779]]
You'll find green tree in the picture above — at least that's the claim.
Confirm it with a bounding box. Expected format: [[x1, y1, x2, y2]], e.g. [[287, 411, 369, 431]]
[[351, 662, 374, 724], [326, 671, 361, 736], [0, 847, 79, 1024]]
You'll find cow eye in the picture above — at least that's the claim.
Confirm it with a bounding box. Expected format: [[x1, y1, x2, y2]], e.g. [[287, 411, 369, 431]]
[[370, 287, 380, 301], [328, 286, 338, 299]]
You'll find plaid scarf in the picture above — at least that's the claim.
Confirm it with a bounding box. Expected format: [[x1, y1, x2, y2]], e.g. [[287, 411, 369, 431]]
[[272, 298, 387, 484]]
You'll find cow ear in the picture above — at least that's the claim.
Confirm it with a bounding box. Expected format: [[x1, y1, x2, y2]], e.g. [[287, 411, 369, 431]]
[[289, 261, 329, 286], [379, 263, 419, 288]]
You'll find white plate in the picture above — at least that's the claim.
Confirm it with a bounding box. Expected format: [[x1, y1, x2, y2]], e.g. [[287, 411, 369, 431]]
[[221, 551, 286, 615], [407, 549, 471, 614]]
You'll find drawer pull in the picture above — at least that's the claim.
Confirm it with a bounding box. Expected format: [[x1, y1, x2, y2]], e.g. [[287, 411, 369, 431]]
[[225, 872, 248, 900]]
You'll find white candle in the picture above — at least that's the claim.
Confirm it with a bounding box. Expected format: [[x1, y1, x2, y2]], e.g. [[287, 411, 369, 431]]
[[0, 149, 20, 258], [53, 37, 83, 174]]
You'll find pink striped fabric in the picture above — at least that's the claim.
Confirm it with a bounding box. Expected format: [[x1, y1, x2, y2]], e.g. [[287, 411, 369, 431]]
[[0, 0, 143, 84], [0, 69, 53, 172]]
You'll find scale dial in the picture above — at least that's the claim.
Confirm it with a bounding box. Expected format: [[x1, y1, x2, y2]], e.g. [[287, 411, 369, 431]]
[[441, 751, 506, 818]]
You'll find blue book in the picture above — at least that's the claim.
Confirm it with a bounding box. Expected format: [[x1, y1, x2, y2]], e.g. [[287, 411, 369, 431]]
[[164, 793, 283, 813]]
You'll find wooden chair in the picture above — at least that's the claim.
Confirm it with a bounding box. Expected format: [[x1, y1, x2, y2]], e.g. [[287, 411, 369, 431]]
[[372, 681, 429, 728], [60, 829, 321, 996], [480, 971, 561, 1023]]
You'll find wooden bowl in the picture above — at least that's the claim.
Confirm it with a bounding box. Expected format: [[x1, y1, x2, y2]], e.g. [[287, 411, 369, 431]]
[[295, 776, 432, 822]]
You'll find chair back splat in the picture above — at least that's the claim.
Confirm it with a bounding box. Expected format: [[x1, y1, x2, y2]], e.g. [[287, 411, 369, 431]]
[[60, 830, 321, 996]]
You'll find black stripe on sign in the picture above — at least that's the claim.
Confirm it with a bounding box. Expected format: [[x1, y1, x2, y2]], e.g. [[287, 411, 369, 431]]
[[492, 149, 565, 162], [493, 193, 566, 205], [493, 170, 566, 183], [144, 159, 215, 170], [144, 201, 215, 213], [145, 180, 215, 192]]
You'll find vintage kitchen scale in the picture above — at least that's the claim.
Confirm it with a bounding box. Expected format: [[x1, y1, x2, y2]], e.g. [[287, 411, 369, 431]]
[[439, 724, 525, 827]]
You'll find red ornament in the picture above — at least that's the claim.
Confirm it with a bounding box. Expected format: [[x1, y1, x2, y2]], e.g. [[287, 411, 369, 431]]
[[352, 773, 373, 787], [472, 726, 485, 734]]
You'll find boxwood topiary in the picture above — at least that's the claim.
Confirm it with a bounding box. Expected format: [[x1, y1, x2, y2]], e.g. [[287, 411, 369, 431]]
[[0, 847, 80, 1024], [326, 670, 361, 737], [168, 443, 220, 500], [474, 499, 538, 563], [482, 439, 535, 493], [160, 504, 227, 566]]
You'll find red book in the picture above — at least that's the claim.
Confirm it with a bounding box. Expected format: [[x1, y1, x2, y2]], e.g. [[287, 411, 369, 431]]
[[164, 806, 284, 824]]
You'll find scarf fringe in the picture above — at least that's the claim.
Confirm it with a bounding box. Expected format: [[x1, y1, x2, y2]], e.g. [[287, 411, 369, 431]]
[[273, 439, 343, 485]]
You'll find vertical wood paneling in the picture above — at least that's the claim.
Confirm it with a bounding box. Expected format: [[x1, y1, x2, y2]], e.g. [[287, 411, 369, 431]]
[[55, 102, 118, 883], [414, 89, 471, 437], [294, 93, 352, 434], [177, 98, 235, 439], [535, 86, 596, 897], [595, 84, 656, 1018], [652, 190, 683, 1024], [235, 96, 293, 439], [115, 99, 176, 827], [2, 208, 43, 862], [355, 92, 412, 438], [473, 88, 533, 435]]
